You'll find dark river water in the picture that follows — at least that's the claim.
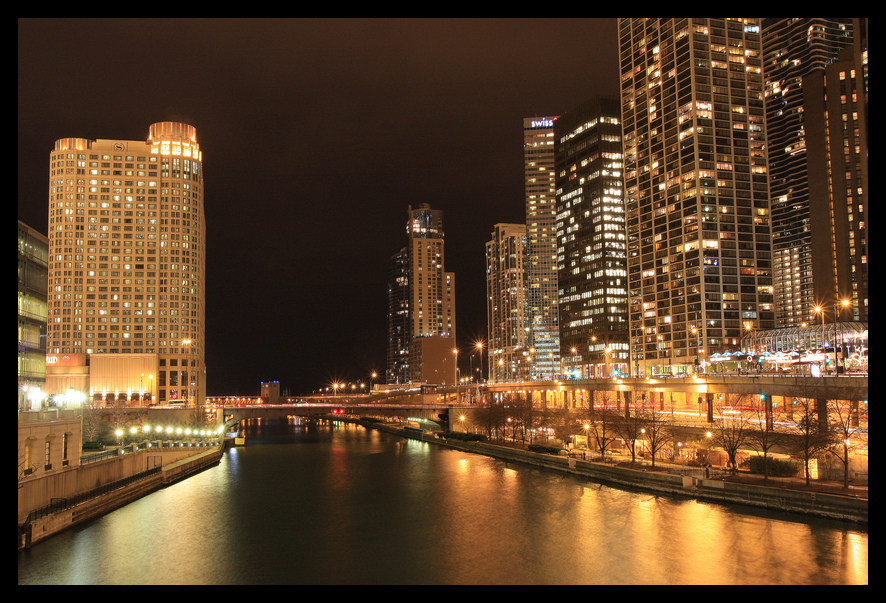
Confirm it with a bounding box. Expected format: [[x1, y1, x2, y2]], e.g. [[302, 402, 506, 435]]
[[18, 419, 868, 585]]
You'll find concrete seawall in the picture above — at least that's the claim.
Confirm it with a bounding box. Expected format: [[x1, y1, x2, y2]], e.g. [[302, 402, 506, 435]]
[[19, 446, 223, 550], [367, 423, 868, 525]]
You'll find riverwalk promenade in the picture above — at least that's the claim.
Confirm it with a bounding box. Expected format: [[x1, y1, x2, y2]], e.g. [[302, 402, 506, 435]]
[[354, 419, 868, 525]]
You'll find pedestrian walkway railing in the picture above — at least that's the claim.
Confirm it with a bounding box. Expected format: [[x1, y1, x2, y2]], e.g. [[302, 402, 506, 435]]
[[22, 466, 162, 525]]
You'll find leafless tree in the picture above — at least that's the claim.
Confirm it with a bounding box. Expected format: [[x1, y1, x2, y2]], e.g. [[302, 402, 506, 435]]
[[584, 391, 619, 460], [18, 454, 38, 485], [745, 398, 790, 481], [587, 410, 620, 461], [513, 392, 536, 444], [541, 406, 573, 444], [473, 398, 507, 439], [786, 396, 834, 485], [710, 393, 753, 476], [612, 409, 644, 463], [826, 395, 867, 489], [635, 404, 676, 468], [82, 403, 102, 443]]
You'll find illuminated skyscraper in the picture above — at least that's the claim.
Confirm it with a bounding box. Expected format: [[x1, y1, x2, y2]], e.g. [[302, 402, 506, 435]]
[[386, 204, 456, 385], [618, 18, 774, 376], [761, 18, 862, 325], [523, 117, 560, 379], [554, 96, 629, 378], [486, 223, 530, 383], [46, 122, 206, 406], [801, 22, 868, 324], [386, 247, 410, 385]]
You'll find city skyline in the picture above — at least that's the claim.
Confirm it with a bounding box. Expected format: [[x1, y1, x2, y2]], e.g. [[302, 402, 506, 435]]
[[18, 18, 621, 395]]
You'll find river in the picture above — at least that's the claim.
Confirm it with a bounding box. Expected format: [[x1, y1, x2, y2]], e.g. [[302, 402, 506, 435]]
[[17, 418, 868, 585]]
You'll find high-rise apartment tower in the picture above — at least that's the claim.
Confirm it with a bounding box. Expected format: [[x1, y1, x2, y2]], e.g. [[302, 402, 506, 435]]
[[523, 117, 560, 379], [392, 204, 457, 385], [386, 247, 410, 385], [618, 18, 774, 376], [486, 223, 530, 383], [761, 18, 863, 325], [802, 21, 868, 324], [46, 122, 206, 406]]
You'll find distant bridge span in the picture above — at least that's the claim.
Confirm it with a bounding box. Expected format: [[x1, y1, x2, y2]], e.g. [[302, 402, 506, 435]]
[[222, 403, 461, 430]]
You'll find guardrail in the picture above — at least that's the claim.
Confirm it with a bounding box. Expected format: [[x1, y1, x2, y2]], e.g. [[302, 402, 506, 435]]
[[22, 466, 162, 524]]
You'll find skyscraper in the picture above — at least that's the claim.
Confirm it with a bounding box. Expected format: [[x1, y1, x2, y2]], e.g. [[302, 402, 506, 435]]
[[386, 204, 456, 386], [761, 18, 862, 325], [46, 122, 206, 406], [486, 223, 530, 383], [554, 96, 629, 379], [618, 18, 774, 376], [523, 117, 560, 379], [386, 247, 410, 385], [803, 39, 868, 324]]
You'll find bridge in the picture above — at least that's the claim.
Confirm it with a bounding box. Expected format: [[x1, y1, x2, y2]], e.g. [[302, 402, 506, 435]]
[[115, 374, 865, 435], [220, 402, 455, 431]]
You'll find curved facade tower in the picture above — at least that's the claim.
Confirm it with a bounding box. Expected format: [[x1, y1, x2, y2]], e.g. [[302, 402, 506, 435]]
[[46, 122, 206, 406]]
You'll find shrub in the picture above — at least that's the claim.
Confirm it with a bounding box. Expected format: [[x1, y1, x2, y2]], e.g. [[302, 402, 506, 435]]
[[742, 455, 798, 477], [528, 444, 562, 455], [439, 431, 486, 442]]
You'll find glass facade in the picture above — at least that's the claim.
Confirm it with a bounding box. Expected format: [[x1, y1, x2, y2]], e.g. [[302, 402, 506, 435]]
[[554, 96, 629, 378], [18, 221, 49, 409], [523, 117, 560, 379]]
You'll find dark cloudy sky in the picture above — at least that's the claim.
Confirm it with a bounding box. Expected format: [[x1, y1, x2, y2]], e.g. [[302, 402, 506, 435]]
[[18, 18, 620, 396]]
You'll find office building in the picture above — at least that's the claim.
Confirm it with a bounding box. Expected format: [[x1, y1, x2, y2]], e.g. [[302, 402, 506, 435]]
[[618, 18, 774, 376], [554, 96, 629, 379], [761, 18, 857, 326], [486, 223, 530, 383], [523, 117, 560, 379], [18, 221, 49, 410], [45, 122, 206, 406]]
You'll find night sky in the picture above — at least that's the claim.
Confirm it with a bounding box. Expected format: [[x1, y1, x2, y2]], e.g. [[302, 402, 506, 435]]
[[18, 18, 620, 396]]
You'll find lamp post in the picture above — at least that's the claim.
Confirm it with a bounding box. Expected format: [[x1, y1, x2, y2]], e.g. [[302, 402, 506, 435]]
[[813, 306, 829, 373], [476, 341, 484, 384], [834, 299, 849, 373], [604, 346, 611, 379]]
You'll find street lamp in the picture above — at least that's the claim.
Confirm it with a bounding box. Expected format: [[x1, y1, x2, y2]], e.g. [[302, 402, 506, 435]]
[[476, 341, 485, 384], [813, 305, 825, 326], [604, 346, 612, 379]]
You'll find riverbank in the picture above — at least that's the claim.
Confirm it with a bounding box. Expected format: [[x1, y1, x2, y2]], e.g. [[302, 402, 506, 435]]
[[357, 420, 868, 525]]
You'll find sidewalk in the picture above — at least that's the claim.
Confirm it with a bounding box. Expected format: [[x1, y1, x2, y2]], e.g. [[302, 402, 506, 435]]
[[503, 440, 868, 499]]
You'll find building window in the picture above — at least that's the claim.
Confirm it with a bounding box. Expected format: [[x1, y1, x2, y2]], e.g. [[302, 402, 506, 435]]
[[63, 432, 70, 466]]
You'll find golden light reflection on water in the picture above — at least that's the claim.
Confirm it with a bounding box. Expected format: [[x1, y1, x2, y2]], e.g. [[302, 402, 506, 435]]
[[18, 423, 868, 585]]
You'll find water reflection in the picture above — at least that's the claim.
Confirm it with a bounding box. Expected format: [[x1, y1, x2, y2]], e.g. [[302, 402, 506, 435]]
[[18, 419, 867, 585]]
